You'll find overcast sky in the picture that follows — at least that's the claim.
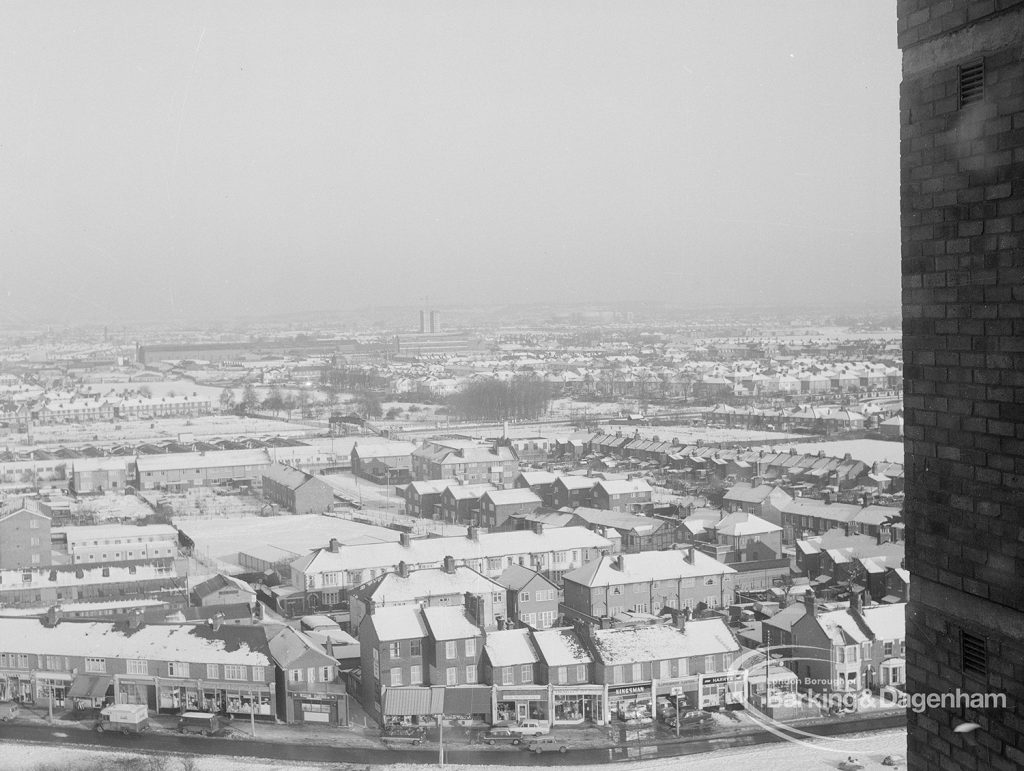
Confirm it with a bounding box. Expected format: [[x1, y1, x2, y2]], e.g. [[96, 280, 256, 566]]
[[0, 2, 901, 324]]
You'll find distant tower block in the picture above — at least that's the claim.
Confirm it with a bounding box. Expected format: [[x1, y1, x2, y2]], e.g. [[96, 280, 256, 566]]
[[419, 310, 427, 334], [429, 310, 440, 334]]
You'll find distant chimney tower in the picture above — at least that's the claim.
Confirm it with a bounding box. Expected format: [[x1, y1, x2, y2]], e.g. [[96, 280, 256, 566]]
[[429, 310, 440, 334], [419, 310, 427, 333]]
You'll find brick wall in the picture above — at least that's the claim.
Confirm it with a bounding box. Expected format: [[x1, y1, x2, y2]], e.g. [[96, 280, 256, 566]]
[[899, 1, 1024, 769]]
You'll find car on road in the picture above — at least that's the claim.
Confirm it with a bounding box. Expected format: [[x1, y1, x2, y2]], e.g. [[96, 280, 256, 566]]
[[665, 710, 715, 730], [381, 723, 427, 744], [177, 711, 229, 737], [478, 726, 522, 745], [525, 737, 569, 754], [514, 719, 550, 737], [0, 701, 19, 722]]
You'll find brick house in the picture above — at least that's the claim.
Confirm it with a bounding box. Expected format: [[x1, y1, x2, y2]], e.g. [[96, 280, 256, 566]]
[[512, 470, 558, 507], [421, 606, 484, 689], [0, 500, 51, 570], [403, 479, 453, 519], [261, 463, 335, 515], [551, 476, 598, 509], [358, 605, 429, 721], [438, 484, 494, 525], [350, 441, 417, 484], [721, 482, 793, 529], [496, 564, 560, 630], [478, 488, 542, 529], [591, 479, 652, 512]]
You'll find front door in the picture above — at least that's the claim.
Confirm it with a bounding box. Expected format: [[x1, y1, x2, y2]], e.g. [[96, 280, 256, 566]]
[[516, 702, 529, 721]]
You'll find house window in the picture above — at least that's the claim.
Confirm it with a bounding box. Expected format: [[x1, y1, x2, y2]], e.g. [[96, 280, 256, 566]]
[[387, 642, 401, 658], [446, 667, 458, 685], [320, 666, 333, 682], [557, 666, 567, 684], [126, 660, 148, 676], [446, 641, 457, 659], [519, 591, 530, 603], [30, 519, 39, 529], [167, 662, 189, 678], [410, 640, 421, 657], [224, 665, 246, 681], [289, 669, 303, 683], [631, 663, 642, 682], [465, 666, 477, 684], [251, 666, 265, 681], [465, 638, 476, 658], [660, 660, 671, 679], [576, 664, 587, 681], [390, 668, 403, 687], [502, 667, 514, 686], [84, 658, 106, 674], [44, 655, 63, 670], [704, 655, 716, 673], [206, 664, 219, 679], [410, 665, 422, 685]]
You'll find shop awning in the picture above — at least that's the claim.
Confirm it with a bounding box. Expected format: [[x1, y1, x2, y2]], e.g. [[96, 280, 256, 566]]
[[68, 675, 113, 699], [444, 686, 492, 717], [382, 686, 445, 717]]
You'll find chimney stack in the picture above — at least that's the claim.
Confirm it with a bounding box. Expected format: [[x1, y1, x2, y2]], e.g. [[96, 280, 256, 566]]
[[44, 605, 62, 628], [613, 554, 625, 571], [211, 611, 226, 632], [328, 538, 340, 553], [683, 545, 695, 564], [400, 532, 412, 548], [443, 555, 456, 574], [468, 526, 480, 542], [850, 592, 862, 614], [398, 560, 409, 578], [128, 607, 144, 630], [803, 589, 816, 617], [531, 521, 544, 536]]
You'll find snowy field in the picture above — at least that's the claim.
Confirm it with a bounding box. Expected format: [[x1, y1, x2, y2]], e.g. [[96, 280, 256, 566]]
[[72, 493, 154, 522], [2, 727, 907, 771], [783, 439, 905, 466]]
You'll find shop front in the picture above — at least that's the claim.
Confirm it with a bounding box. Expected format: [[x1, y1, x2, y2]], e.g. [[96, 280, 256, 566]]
[[607, 684, 654, 722], [67, 674, 113, 711], [285, 683, 349, 725], [157, 681, 274, 719], [494, 687, 548, 725], [381, 686, 445, 726], [443, 686, 493, 726], [0, 672, 33, 702], [654, 676, 699, 713], [35, 673, 73, 709], [698, 671, 747, 710], [552, 686, 604, 725]]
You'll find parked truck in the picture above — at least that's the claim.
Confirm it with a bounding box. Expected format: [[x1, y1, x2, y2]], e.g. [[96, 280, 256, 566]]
[[94, 703, 150, 735]]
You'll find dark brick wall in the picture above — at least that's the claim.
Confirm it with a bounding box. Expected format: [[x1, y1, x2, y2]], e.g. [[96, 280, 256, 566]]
[[900, 1, 1024, 769]]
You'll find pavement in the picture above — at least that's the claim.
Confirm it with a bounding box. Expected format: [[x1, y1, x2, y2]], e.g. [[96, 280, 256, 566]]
[[8, 698, 906, 755]]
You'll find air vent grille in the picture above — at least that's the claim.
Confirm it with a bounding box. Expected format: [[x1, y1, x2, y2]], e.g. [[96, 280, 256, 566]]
[[959, 60, 984, 107], [961, 631, 987, 677]]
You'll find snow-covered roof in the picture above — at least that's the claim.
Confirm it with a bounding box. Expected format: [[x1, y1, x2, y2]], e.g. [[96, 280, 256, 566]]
[[55, 523, 178, 545], [861, 604, 906, 640], [364, 566, 504, 604], [351, 441, 418, 459], [136, 449, 270, 472], [816, 609, 869, 645], [0, 618, 270, 665], [484, 628, 540, 667], [482, 489, 542, 507], [723, 483, 782, 504], [421, 606, 482, 641], [712, 511, 782, 537], [530, 628, 593, 666], [295, 526, 612, 576], [591, 619, 739, 665], [563, 549, 735, 588], [516, 471, 557, 486], [596, 478, 652, 496], [555, 476, 599, 491], [366, 605, 429, 642]]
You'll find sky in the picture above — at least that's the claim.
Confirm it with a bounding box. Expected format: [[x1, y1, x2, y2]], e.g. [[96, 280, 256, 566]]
[[0, 1, 902, 324]]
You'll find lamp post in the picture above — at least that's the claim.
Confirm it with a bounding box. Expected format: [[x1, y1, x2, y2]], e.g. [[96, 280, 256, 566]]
[[249, 689, 256, 737], [437, 713, 445, 768]]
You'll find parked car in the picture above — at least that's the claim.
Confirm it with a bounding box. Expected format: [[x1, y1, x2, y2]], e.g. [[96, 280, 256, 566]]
[[525, 737, 569, 754], [381, 724, 427, 744], [177, 711, 227, 737], [666, 710, 714, 729], [94, 704, 150, 735], [0, 701, 19, 722], [479, 726, 521, 745], [514, 719, 550, 737]]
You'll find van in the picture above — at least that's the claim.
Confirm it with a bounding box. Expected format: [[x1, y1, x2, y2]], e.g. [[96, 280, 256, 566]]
[[95, 703, 150, 735], [514, 720, 550, 737], [177, 711, 224, 737], [0, 701, 19, 722]]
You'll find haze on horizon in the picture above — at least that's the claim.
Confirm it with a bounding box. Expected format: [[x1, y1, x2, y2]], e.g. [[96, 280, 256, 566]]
[[0, 1, 901, 325]]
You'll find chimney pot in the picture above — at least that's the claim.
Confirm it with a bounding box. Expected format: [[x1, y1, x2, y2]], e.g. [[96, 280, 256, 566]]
[[400, 532, 411, 548], [328, 538, 340, 553]]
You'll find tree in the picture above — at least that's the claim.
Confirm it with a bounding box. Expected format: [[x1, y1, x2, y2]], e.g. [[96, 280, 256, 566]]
[[445, 376, 553, 422], [241, 383, 260, 414], [218, 388, 236, 413], [138, 385, 152, 398], [263, 386, 285, 415]]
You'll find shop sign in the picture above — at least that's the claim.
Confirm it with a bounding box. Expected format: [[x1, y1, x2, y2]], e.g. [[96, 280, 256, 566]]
[[699, 672, 746, 686], [500, 692, 544, 701], [609, 685, 649, 696]]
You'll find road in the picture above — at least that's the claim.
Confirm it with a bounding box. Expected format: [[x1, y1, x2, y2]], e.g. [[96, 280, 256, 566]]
[[0, 713, 906, 768]]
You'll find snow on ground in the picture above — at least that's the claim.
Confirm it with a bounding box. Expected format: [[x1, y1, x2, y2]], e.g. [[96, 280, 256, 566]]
[[3, 728, 907, 771], [785, 439, 905, 466], [161, 488, 266, 520], [72, 493, 155, 522], [20, 415, 316, 449], [619, 424, 807, 446]]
